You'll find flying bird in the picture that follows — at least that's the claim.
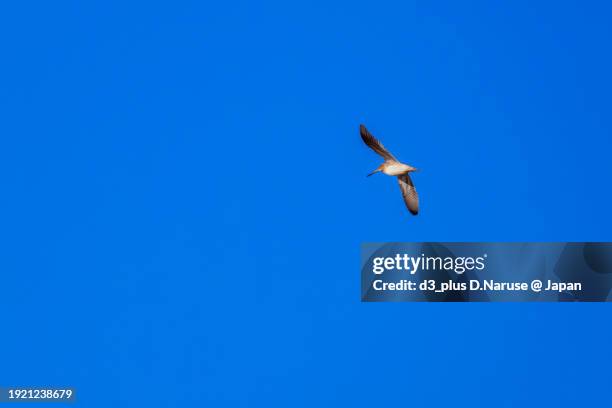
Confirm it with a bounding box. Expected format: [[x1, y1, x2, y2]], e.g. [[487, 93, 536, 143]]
[[360, 124, 419, 215]]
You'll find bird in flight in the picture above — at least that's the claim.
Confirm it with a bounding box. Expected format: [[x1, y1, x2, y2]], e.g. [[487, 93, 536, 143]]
[[360, 124, 419, 215]]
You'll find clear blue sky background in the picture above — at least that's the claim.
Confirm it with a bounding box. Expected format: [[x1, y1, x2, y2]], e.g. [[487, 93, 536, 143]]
[[1, 1, 611, 406]]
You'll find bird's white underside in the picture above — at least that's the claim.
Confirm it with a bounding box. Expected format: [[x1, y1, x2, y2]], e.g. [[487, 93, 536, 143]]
[[382, 162, 413, 176]]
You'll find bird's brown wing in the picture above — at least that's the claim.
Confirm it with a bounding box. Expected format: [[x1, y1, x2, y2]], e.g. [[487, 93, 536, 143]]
[[360, 124, 397, 161], [398, 174, 419, 215]]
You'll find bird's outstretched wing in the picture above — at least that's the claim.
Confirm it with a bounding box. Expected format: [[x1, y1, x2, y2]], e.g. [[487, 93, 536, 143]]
[[398, 174, 419, 215], [360, 124, 397, 161]]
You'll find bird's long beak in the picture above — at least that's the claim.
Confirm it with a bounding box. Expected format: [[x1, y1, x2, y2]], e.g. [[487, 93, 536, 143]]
[[367, 170, 379, 177]]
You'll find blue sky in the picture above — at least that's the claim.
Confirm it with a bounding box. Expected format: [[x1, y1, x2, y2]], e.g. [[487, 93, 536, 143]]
[[1, 1, 611, 406]]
